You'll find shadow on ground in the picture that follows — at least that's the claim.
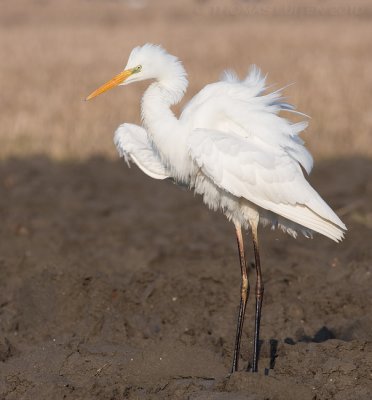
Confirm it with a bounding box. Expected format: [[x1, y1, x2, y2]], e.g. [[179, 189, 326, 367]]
[[0, 156, 371, 400]]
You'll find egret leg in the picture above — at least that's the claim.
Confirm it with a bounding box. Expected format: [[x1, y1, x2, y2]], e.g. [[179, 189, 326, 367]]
[[231, 223, 249, 373], [250, 221, 264, 373]]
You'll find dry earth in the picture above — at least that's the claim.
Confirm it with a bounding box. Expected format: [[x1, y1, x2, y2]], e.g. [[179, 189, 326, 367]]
[[0, 1, 372, 399]]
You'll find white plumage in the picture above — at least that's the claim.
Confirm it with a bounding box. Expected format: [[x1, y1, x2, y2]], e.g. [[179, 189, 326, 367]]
[[114, 123, 170, 180], [107, 44, 345, 242], [86, 43, 346, 373]]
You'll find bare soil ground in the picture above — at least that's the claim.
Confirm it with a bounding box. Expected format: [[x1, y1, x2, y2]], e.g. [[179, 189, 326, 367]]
[[1, 1, 372, 399], [0, 156, 371, 399]]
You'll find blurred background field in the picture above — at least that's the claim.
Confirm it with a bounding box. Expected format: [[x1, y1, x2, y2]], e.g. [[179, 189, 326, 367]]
[[1, 0, 372, 160]]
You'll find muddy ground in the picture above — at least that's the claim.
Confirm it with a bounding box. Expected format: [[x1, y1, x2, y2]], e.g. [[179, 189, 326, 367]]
[[0, 156, 371, 399]]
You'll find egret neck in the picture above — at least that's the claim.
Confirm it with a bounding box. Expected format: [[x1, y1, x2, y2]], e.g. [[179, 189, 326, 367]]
[[141, 66, 191, 182]]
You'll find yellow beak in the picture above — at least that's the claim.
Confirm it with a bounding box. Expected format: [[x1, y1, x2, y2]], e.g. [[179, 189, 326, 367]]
[[85, 69, 133, 101]]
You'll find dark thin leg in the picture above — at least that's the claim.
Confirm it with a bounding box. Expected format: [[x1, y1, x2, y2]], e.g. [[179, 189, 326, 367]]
[[250, 222, 264, 373], [231, 223, 249, 373]]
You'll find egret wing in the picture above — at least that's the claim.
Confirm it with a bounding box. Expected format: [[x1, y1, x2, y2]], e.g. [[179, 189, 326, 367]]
[[181, 66, 313, 175], [114, 123, 170, 180], [188, 129, 346, 241]]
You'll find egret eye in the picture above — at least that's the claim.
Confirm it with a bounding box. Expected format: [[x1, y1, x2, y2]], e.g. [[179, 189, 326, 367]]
[[133, 65, 142, 73]]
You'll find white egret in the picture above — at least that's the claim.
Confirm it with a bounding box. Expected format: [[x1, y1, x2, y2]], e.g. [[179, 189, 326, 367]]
[[86, 44, 346, 373]]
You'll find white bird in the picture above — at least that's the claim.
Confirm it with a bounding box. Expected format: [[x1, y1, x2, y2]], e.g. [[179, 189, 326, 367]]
[[86, 43, 346, 373]]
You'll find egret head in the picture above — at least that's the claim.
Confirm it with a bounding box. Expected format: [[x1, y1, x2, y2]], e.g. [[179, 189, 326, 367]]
[[85, 43, 187, 101]]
